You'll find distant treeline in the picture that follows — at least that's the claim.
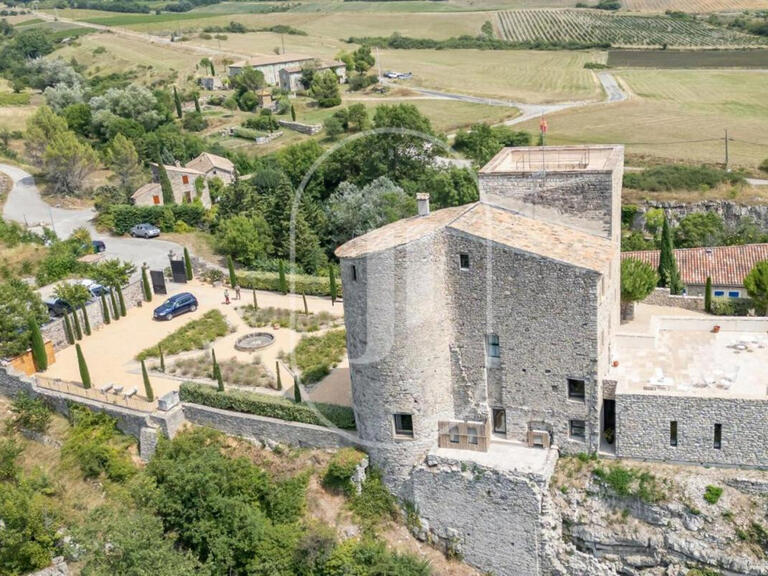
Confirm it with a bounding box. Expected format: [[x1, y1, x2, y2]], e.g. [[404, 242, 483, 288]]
[[347, 32, 611, 51], [203, 21, 305, 34]]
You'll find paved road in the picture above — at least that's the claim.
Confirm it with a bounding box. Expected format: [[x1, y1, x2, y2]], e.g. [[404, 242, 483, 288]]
[[1, 164, 182, 277]]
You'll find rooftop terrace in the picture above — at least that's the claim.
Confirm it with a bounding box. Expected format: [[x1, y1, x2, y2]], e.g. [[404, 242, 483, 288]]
[[610, 315, 768, 400], [479, 145, 623, 174]]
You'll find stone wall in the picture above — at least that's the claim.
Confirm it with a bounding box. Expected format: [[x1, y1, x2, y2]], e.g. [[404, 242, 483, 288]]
[[634, 200, 768, 232], [643, 287, 705, 312], [410, 451, 555, 576], [278, 120, 322, 135], [41, 280, 145, 351], [616, 393, 768, 467], [182, 403, 360, 449], [27, 557, 69, 576]]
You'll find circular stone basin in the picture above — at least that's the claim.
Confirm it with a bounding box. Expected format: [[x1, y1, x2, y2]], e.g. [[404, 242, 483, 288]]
[[235, 332, 275, 352]]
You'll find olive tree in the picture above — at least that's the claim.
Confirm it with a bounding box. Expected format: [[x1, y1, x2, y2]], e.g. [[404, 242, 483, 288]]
[[620, 258, 658, 322]]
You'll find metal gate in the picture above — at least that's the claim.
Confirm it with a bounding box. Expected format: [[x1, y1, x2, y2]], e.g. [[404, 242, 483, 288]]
[[169, 259, 187, 284], [150, 270, 167, 295]]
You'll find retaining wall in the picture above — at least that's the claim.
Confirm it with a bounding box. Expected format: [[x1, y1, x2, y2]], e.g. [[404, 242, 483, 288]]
[[278, 120, 322, 135], [182, 402, 360, 449], [41, 280, 145, 351], [643, 287, 705, 312]]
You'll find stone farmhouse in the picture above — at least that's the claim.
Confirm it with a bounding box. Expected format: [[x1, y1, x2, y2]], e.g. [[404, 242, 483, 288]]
[[227, 54, 346, 88], [623, 243, 768, 298], [278, 60, 347, 92], [335, 145, 768, 575], [132, 152, 235, 209]]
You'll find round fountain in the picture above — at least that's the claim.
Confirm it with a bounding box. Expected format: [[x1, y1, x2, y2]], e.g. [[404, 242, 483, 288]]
[[234, 332, 275, 352]]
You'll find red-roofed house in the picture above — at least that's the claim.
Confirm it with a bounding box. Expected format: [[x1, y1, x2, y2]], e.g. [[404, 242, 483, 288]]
[[622, 243, 768, 298]]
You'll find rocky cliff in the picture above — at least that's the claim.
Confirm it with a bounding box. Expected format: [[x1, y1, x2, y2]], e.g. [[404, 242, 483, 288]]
[[634, 201, 768, 231]]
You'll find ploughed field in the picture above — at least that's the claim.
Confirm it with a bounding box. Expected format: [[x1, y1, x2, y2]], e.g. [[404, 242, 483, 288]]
[[496, 9, 768, 47], [608, 49, 768, 68]]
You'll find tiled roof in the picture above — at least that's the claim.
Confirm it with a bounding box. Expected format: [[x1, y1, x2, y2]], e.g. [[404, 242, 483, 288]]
[[230, 54, 313, 68], [185, 152, 235, 174], [281, 60, 345, 74], [336, 202, 615, 273], [622, 244, 768, 287], [131, 182, 161, 199]]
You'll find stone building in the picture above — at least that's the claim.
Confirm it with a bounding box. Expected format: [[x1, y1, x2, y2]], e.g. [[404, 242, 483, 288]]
[[133, 152, 235, 209], [278, 60, 347, 92], [336, 145, 624, 490], [227, 54, 315, 85]]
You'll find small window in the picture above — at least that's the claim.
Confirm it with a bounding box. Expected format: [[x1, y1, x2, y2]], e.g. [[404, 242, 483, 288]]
[[569, 420, 586, 440], [467, 426, 479, 445], [486, 334, 500, 359], [728, 291, 740, 298], [714, 423, 722, 449], [152, 195, 160, 205], [567, 378, 586, 401], [449, 426, 460, 444], [459, 253, 470, 270], [394, 413, 413, 438], [182, 174, 189, 184], [670, 420, 678, 447], [352, 265, 358, 281], [714, 290, 725, 297], [492, 408, 506, 434]]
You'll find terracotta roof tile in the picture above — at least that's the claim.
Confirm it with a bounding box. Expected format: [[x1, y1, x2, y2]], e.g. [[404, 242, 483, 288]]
[[622, 244, 768, 287]]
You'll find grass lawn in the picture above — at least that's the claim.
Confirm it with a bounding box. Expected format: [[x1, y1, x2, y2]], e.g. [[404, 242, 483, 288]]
[[519, 69, 768, 170], [136, 309, 231, 360]]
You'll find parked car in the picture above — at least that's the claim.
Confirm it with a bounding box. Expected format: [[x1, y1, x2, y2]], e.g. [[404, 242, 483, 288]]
[[43, 297, 74, 317], [130, 223, 161, 238], [92, 240, 106, 252], [77, 279, 107, 298], [153, 292, 198, 321]]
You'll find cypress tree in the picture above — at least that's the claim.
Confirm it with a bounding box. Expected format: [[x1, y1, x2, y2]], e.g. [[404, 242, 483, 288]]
[[71, 310, 83, 341], [294, 377, 301, 403], [28, 317, 47, 372], [81, 305, 91, 336], [209, 60, 215, 75], [658, 216, 683, 295], [290, 104, 296, 121], [278, 260, 287, 295], [173, 85, 182, 118], [252, 289, 258, 310], [158, 344, 165, 372], [705, 276, 713, 313], [142, 265, 152, 302], [63, 313, 74, 345], [227, 255, 237, 288], [211, 348, 218, 379], [117, 285, 127, 317], [101, 293, 111, 324], [141, 359, 154, 401], [109, 289, 120, 320], [329, 266, 337, 306], [215, 364, 224, 392], [184, 247, 194, 280], [76, 343, 91, 389], [157, 160, 175, 205], [302, 291, 308, 315], [275, 360, 282, 390], [194, 94, 201, 113]]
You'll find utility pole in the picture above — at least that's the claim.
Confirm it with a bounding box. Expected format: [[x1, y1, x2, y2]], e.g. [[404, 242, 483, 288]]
[[724, 129, 729, 172]]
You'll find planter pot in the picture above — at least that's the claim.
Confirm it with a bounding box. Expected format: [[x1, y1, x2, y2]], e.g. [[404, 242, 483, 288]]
[[713, 325, 721, 333], [272, 323, 280, 330], [612, 360, 619, 368]]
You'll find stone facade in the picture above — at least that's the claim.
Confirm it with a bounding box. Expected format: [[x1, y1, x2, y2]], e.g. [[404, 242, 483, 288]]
[[41, 280, 144, 351], [616, 393, 768, 467]]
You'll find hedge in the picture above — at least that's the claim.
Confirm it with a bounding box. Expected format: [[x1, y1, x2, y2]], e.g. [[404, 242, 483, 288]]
[[109, 204, 207, 235], [710, 297, 753, 316], [237, 271, 343, 298], [179, 382, 356, 430]]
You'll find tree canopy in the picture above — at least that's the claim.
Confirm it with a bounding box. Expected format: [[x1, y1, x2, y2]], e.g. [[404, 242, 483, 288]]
[[744, 260, 768, 315], [620, 258, 658, 303]]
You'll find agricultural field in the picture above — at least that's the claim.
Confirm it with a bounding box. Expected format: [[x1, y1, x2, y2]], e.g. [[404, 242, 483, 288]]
[[622, 0, 768, 12], [496, 9, 768, 47], [518, 69, 768, 170], [608, 49, 768, 68]]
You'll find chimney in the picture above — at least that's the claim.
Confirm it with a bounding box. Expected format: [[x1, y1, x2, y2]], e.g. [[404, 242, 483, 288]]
[[416, 193, 430, 217]]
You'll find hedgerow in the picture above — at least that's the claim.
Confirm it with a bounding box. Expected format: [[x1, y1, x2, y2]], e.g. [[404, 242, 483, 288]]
[[108, 204, 206, 235], [236, 271, 343, 298]]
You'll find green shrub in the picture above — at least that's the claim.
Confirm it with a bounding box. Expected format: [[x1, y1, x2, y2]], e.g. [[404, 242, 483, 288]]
[[736, 521, 768, 553], [136, 310, 229, 360], [108, 204, 206, 235], [349, 469, 398, 526], [623, 164, 745, 192], [0, 437, 23, 481], [704, 485, 723, 505], [237, 270, 342, 298], [287, 329, 346, 385], [710, 297, 753, 316], [62, 406, 136, 482], [179, 382, 356, 429], [687, 569, 721, 576], [323, 448, 366, 494], [9, 392, 51, 433], [593, 463, 666, 504]]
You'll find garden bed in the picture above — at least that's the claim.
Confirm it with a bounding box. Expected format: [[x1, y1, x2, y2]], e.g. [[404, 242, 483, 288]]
[[167, 354, 275, 389], [282, 329, 346, 385], [136, 310, 231, 360], [238, 305, 340, 333]]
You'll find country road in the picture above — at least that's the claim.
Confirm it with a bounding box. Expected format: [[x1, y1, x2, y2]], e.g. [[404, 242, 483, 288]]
[[1, 164, 183, 277]]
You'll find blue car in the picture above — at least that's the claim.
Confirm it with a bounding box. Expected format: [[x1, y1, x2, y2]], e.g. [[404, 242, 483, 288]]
[[153, 292, 198, 321]]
